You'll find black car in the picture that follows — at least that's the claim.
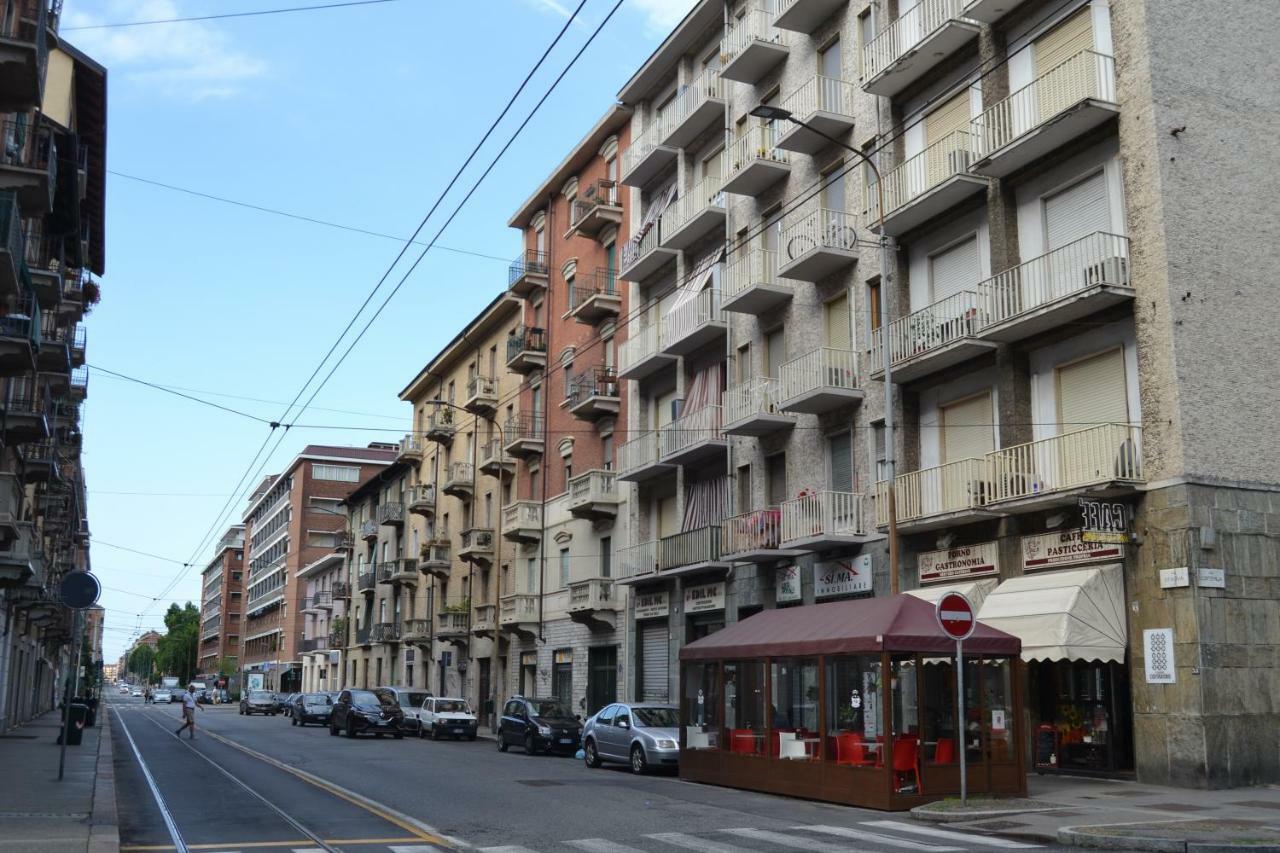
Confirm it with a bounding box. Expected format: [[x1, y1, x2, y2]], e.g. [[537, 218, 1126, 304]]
[[328, 687, 405, 738], [280, 693, 300, 718], [497, 696, 581, 755], [239, 689, 279, 716], [290, 692, 334, 726]]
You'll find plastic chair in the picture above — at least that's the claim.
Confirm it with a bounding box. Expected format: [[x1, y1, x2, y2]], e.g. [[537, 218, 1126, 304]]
[[730, 729, 759, 755], [934, 737, 956, 764], [836, 732, 874, 767], [893, 736, 922, 794]]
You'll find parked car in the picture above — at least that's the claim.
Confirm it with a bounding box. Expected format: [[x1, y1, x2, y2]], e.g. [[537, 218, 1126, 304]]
[[118, 685, 130, 694], [152, 689, 173, 704], [240, 689, 279, 716], [378, 686, 432, 735], [290, 692, 334, 726], [497, 696, 581, 755], [130, 688, 142, 697], [280, 693, 300, 718], [582, 703, 679, 774], [329, 688, 405, 738], [419, 697, 478, 740]]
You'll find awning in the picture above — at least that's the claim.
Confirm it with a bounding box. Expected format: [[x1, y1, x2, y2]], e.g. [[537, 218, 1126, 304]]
[[906, 578, 998, 612], [975, 565, 1127, 663], [680, 593, 1020, 661]]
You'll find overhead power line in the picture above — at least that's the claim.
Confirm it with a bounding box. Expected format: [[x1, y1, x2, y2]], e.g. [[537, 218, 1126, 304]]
[[95, 541, 191, 566], [88, 364, 273, 424], [62, 0, 402, 30]]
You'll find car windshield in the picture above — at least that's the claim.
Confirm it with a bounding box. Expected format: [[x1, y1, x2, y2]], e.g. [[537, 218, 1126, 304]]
[[351, 689, 397, 711], [533, 700, 574, 719], [303, 693, 331, 706], [249, 691, 272, 701], [436, 700, 469, 713], [397, 691, 430, 708], [633, 707, 678, 728]]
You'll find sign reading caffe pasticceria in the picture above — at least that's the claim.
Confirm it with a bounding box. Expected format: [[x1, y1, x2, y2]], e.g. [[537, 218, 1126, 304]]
[[1021, 528, 1124, 571], [918, 541, 999, 584]]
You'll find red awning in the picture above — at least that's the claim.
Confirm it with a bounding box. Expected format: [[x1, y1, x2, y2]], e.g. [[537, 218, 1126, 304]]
[[679, 594, 1020, 661]]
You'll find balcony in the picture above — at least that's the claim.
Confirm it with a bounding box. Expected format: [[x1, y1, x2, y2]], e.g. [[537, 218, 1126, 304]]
[[567, 470, 620, 520], [723, 247, 793, 315], [658, 526, 728, 575], [618, 220, 678, 282], [436, 610, 470, 644], [723, 507, 806, 562], [780, 490, 871, 550], [776, 76, 857, 154], [777, 205, 858, 281], [502, 500, 542, 543], [774, 0, 846, 33], [503, 412, 544, 459], [499, 593, 539, 639], [986, 423, 1143, 510], [21, 221, 60, 307], [862, 0, 980, 98], [479, 439, 515, 479], [381, 558, 419, 585], [425, 407, 456, 444], [662, 70, 725, 149], [419, 539, 451, 580], [0, 192, 24, 299], [472, 603, 496, 638], [660, 405, 726, 466], [1, 377, 49, 444], [442, 461, 474, 499], [661, 287, 726, 356], [36, 316, 69, 372], [508, 250, 549, 296], [868, 130, 988, 237], [18, 438, 53, 483], [778, 347, 862, 413], [620, 122, 678, 188], [0, 121, 55, 214], [566, 365, 620, 420], [720, 7, 789, 84], [303, 591, 331, 613], [875, 457, 998, 531], [357, 569, 377, 595], [971, 51, 1119, 178], [722, 125, 791, 196], [618, 430, 674, 483], [869, 291, 995, 383], [978, 232, 1133, 343], [506, 325, 547, 374], [616, 321, 674, 380], [617, 539, 657, 581], [331, 581, 351, 600], [0, 293, 39, 377], [371, 622, 401, 644], [400, 618, 432, 644], [406, 484, 436, 517], [0, 522, 34, 586], [70, 325, 85, 367], [723, 377, 795, 436], [567, 267, 622, 325], [0, 3, 48, 112], [397, 432, 424, 465], [465, 375, 498, 416], [658, 180, 726, 251], [567, 578, 620, 630], [355, 625, 372, 647], [568, 179, 623, 239], [961, 0, 1030, 24], [377, 501, 405, 527], [458, 527, 495, 565]]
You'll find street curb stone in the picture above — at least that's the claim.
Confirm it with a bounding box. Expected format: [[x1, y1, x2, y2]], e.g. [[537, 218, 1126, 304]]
[[88, 717, 119, 853], [1058, 827, 1280, 853], [910, 805, 1061, 823]]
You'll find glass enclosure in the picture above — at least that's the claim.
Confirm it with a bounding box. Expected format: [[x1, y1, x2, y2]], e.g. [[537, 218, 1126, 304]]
[[682, 661, 719, 750]]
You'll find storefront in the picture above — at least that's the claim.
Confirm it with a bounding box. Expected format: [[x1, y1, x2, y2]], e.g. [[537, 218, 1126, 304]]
[[634, 590, 671, 702], [678, 594, 1026, 810]]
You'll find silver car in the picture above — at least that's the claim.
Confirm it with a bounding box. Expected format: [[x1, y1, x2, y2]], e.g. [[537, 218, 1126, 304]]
[[582, 703, 679, 773]]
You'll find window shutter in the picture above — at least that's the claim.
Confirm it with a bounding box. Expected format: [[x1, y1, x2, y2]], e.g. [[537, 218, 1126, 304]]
[[828, 433, 854, 492], [824, 293, 852, 350], [640, 622, 669, 702], [1057, 348, 1128, 428], [928, 236, 980, 304], [1035, 7, 1093, 77], [766, 328, 786, 378], [658, 496, 679, 537], [1044, 170, 1110, 251], [925, 90, 972, 145], [767, 454, 788, 506], [942, 392, 995, 462]]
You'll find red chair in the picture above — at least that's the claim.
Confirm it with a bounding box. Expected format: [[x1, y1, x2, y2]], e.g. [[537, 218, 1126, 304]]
[[836, 732, 875, 767], [893, 737, 923, 794], [730, 729, 759, 755], [934, 737, 956, 764]]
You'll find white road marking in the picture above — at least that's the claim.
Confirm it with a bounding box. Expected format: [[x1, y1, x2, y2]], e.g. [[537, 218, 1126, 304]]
[[800, 824, 965, 851], [389, 847, 445, 853], [477, 847, 541, 853], [863, 821, 1043, 848], [648, 831, 753, 853], [566, 840, 648, 853], [723, 826, 875, 852]]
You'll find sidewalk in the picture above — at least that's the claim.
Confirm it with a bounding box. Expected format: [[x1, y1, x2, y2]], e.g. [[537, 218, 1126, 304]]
[[911, 773, 1280, 851], [0, 710, 119, 853]]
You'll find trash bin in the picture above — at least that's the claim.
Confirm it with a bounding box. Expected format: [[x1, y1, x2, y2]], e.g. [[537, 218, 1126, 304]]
[[59, 704, 88, 746], [84, 698, 97, 728]]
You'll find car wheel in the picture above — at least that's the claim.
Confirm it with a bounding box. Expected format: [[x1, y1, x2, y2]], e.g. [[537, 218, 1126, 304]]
[[432, 725, 442, 741], [630, 744, 648, 775], [497, 728, 509, 752], [346, 719, 357, 738], [329, 723, 338, 737], [291, 717, 297, 726], [468, 734, 477, 741], [584, 739, 602, 768], [524, 733, 538, 756]]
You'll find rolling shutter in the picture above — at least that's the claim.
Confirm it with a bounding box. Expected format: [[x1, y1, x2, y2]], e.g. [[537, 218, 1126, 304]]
[[1044, 170, 1110, 250], [929, 236, 980, 304], [766, 328, 786, 378], [1057, 348, 1128, 429], [926, 90, 973, 144], [925, 90, 973, 185], [640, 621, 669, 702], [824, 293, 852, 350], [1036, 7, 1095, 120], [658, 495, 679, 538], [942, 392, 995, 462], [828, 433, 854, 492], [1035, 7, 1093, 77]]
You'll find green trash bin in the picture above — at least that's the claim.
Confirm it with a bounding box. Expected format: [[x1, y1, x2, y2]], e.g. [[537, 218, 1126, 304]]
[[60, 704, 88, 745]]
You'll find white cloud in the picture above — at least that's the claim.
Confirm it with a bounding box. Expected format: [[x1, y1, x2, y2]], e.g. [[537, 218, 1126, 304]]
[[631, 0, 698, 35], [524, 0, 575, 18], [63, 0, 267, 100]]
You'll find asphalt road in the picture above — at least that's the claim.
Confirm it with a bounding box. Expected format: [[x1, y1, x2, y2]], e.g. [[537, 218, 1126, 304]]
[[107, 692, 1063, 853]]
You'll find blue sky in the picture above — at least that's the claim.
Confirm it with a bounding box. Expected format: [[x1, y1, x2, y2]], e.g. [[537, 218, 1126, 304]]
[[65, 0, 695, 661]]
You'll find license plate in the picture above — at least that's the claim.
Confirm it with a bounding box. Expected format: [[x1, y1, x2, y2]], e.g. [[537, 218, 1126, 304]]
[[559, 738, 574, 744]]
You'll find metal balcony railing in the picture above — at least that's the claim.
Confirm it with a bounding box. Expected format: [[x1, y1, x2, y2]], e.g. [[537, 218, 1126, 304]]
[[568, 180, 621, 230], [620, 219, 664, 273], [868, 130, 977, 221], [724, 247, 788, 304], [780, 491, 866, 543], [372, 622, 401, 644], [426, 406, 455, 436], [69, 366, 88, 396], [725, 124, 789, 181], [568, 267, 620, 313], [506, 325, 547, 361], [466, 374, 497, 404], [505, 412, 544, 442], [659, 405, 723, 459], [618, 430, 662, 478], [980, 232, 1130, 325], [508, 250, 548, 287], [359, 518, 378, 540], [617, 539, 657, 580], [355, 624, 372, 645], [863, 0, 972, 81], [5, 375, 50, 415], [780, 204, 858, 261], [658, 526, 723, 571], [621, 121, 668, 179], [0, 191, 22, 267], [618, 321, 663, 375], [357, 569, 377, 592], [661, 286, 724, 350], [777, 347, 859, 404], [664, 69, 724, 136], [1, 119, 55, 182], [723, 376, 785, 425], [721, 6, 787, 64], [723, 507, 785, 555], [0, 293, 40, 345], [659, 178, 725, 238], [870, 291, 984, 370], [987, 423, 1142, 502], [876, 456, 991, 525], [566, 365, 619, 407], [782, 74, 856, 120], [331, 580, 351, 599]]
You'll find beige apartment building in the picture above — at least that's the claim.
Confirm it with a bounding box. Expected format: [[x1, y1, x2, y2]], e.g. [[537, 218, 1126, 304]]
[[610, 0, 1280, 789]]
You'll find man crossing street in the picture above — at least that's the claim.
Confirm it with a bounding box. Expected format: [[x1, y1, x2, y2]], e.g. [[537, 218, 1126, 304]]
[[175, 684, 202, 739]]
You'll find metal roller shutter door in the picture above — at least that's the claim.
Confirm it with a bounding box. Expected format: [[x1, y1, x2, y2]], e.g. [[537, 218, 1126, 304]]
[[640, 621, 669, 702]]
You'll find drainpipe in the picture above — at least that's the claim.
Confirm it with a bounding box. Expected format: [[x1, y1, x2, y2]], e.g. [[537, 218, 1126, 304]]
[[537, 191, 555, 644]]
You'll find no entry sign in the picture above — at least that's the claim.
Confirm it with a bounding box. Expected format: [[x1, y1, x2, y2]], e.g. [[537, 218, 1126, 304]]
[[936, 591, 976, 641]]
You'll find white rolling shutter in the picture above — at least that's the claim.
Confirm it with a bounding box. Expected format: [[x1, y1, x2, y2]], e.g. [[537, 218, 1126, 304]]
[[1044, 170, 1110, 250], [926, 90, 973, 145], [929, 236, 980, 304], [658, 495, 679, 538], [1057, 348, 1128, 429], [828, 433, 854, 492], [942, 392, 995, 462], [640, 621, 669, 702], [1035, 7, 1093, 77], [824, 293, 852, 350]]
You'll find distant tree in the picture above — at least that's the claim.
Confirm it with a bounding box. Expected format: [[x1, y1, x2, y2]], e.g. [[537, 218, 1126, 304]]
[[154, 603, 200, 683], [128, 645, 155, 682]]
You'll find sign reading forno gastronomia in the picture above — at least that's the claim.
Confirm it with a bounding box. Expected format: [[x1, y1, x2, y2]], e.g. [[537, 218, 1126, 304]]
[[918, 541, 999, 584], [1021, 528, 1124, 571]]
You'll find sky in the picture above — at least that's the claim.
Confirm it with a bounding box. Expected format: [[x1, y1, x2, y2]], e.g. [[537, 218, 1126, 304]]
[[66, 0, 698, 662]]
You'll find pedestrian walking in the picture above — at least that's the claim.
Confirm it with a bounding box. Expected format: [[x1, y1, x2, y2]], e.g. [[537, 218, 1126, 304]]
[[175, 684, 202, 739]]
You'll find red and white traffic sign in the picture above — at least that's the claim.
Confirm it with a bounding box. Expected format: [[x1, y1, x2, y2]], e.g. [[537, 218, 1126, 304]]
[[935, 591, 976, 641]]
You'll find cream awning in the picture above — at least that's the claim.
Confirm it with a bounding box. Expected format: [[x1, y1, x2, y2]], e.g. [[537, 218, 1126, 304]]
[[905, 578, 999, 612], [976, 565, 1127, 663]]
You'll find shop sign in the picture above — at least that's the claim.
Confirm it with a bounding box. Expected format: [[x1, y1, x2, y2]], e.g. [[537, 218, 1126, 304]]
[[684, 582, 725, 614], [1021, 528, 1123, 571], [634, 590, 670, 620], [1079, 497, 1130, 544], [1143, 628, 1176, 683], [520, 651, 537, 666], [776, 565, 801, 603], [554, 649, 573, 664], [1159, 567, 1190, 588], [918, 541, 999, 584], [814, 554, 873, 599]]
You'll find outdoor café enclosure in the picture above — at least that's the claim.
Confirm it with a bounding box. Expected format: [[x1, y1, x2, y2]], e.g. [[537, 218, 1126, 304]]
[[679, 594, 1026, 810]]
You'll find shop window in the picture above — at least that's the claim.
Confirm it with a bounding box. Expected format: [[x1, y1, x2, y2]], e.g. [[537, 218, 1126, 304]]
[[921, 657, 958, 765], [724, 661, 766, 756], [770, 659, 819, 759], [824, 655, 882, 764], [682, 662, 720, 750]]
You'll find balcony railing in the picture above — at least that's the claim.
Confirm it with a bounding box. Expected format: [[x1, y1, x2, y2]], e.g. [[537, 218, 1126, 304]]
[[723, 507, 785, 556], [444, 461, 474, 493], [778, 204, 858, 280], [372, 622, 401, 644], [509, 250, 548, 294], [566, 365, 619, 408], [499, 593, 538, 626], [406, 483, 436, 515], [869, 129, 977, 222], [980, 232, 1131, 328], [721, 7, 788, 82], [723, 247, 791, 313], [662, 69, 724, 147], [459, 527, 495, 559], [777, 75, 857, 152], [618, 430, 665, 480], [617, 539, 657, 580], [658, 179, 725, 248], [777, 347, 859, 411], [567, 469, 618, 511], [870, 290, 984, 370], [466, 375, 498, 411], [863, 0, 975, 86], [0, 293, 40, 345], [357, 569, 377, 592], [506, 325, 547, 372], [780, 491, 866, 543], [0, 120, 55, 210], [620, 121, 676, 186], [0, 191, 23, 290], [504, 412, 545, 455], [425, 406, 456, 441], [617, 321, 669, 379], [331, 580, 351, 599], [501, 501, 542, 538], [661, 286, 725, 354], [723, 376, 792, 433], [0, 0, 48, 109], [401, 618, 432, 643], [619, 219, 674, 281], [988, 423, 1142, 502], [658, 526, 724, 572], [723, 125, 790, 195], [437, 610, 470, 636], [376, 501, 404, 526], [398, 432, 423, 461], [568, 180, 622, 236], [659, 404, 724, 461], [568, 267, 621, 323], [473, 603, 497, 634], [877, 456, 992, 525], [479, 438, 514, 476], [568, 577, 617, 612]]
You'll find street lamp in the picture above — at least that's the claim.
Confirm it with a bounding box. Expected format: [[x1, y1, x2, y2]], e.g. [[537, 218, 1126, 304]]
[[749, 105, 901, 595]]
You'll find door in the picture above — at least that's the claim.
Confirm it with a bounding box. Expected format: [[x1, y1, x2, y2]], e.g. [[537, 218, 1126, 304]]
[[765, 327, 786, 379], [940, 392, 995, 511], [658, 495, 679, 538], [1043, 170, 1111, 300], [818, 38, 842, 111], [593, 704, 620, 757], [1036, 7, 1093, 119], [639, 621, 670, 702], [767, 453, 788, 507], [478, 658, 491, 726], [520, 653, 536, 697], [1056, 348, 1129, 486], [552, 649, 573, 708], [924, 90, 972, 187], [587, 646, 617, 717], [824, 293, 852, 351], [929, 236, 980, 306]]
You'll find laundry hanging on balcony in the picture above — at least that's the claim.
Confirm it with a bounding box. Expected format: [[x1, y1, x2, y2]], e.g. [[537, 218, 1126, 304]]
[[683, 475, 728, 533], [623, 183, 679, 269]]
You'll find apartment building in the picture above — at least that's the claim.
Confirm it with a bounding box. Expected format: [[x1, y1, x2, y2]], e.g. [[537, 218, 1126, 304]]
[[297, 549, 346, 693], [239, 444, 395, 693], [0, 4, 105, 731], [608, 0, 1280, 788], [399, 294, 522, 725], [197, 526, 245, 678]]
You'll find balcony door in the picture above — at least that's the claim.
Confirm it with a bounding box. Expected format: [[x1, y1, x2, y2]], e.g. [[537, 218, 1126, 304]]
[[940, 392, 994, 512], [927, 236, 981, 335], [1042, 170, 1111, 302], [1035, 7, 1094, 120], [1056, 347, 1129, 486], [924, 90, 972, 188], [765, 327, 785, 380], [824, 292, 852, 352]]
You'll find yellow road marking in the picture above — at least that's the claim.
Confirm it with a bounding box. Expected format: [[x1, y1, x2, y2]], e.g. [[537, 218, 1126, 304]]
[[122, 839, 424, 851]]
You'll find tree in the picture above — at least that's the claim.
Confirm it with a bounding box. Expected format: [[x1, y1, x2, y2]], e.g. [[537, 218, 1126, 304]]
[[154, 603, 200, 684], [128, 645, 155, 682]]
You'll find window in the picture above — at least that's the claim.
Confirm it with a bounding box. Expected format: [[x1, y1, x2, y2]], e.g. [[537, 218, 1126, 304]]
[[929, 236, 980, 304], [559, 548, 570, 588], [767, 454, 787, 506], [736, 343, 751, 385], [563, 458, 572, 487], [857, 8, 873, 76], [765, 327, 785, 379], [600, 536, 612, 578], [736, 464, 752, 513], [825, 292, 852, 351], [828, 432, 854, 492], [941, 392, 995, 462], [867, 278, 882, 331], [601, 435, 613, 471], [530, 466, 541, 499], [818, 35, 841, 80], [312, 464, 359, 482], [525, 558, 538, 593], [1057, 348, 1128, 428]]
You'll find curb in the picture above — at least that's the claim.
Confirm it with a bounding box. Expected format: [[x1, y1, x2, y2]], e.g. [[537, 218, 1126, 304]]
[[911, 805, 1061, 824], [88, 718, 120, 853], [1058, 826, 1280, 853]]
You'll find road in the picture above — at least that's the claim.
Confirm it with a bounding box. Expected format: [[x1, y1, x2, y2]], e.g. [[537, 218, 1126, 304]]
[[107, 692, 1060, 853]]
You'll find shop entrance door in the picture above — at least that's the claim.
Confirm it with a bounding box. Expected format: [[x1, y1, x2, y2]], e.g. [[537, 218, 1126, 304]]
[[1029, 659, 1132, 773], [478, 658, 491, 725], [587, 646, 617, 715]]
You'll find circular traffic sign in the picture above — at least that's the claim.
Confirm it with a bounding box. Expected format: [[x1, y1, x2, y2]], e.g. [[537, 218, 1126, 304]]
[[59, 572, 101, 610], [935, 591, 976, 641]]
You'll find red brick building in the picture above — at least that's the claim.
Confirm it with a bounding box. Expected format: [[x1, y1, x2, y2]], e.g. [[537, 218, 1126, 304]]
[[198, 525, 244, 678]]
